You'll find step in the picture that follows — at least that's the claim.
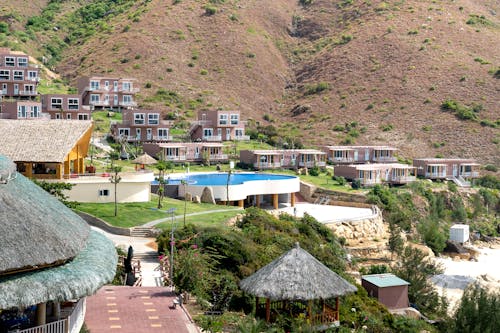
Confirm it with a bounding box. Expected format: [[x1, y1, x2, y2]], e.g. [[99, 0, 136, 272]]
[[130, 227, 153, 237]]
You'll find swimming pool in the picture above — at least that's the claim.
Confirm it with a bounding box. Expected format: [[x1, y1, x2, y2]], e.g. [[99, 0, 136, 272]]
[[157, 172, 300, 204]]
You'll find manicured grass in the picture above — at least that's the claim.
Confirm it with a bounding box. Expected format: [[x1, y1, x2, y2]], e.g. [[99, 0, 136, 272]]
[[156, 210, 243, 230], [76, 196, 240, 228], [91, 111, 122, 133]]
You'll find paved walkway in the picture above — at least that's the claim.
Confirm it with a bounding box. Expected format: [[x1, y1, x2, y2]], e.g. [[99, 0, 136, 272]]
[[85, 286, 198, 333]]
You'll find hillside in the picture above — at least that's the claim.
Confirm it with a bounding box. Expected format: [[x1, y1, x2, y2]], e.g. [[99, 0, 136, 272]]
[[0, 0, 498, 165]]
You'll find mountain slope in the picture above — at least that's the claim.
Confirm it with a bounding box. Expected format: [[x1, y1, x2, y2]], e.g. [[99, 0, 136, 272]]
[[1, 0, 499, 165]]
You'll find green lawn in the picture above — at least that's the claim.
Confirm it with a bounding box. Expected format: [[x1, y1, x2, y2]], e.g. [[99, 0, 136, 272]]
[[91, 111, 122, 133], [76, 196, 240, 228], [155, 210, 242, 230]]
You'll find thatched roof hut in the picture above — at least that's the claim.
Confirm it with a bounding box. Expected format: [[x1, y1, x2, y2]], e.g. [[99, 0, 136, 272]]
[[240, 243, 356, 325], [240, 243, 356, 300], [132, 153, 157, 165], [0, 155, 117, 310]]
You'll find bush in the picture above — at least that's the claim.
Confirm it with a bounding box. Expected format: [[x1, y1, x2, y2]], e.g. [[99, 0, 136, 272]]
[[204, 5, 217, 15], [351, 179, 361, 189], [304, 82, 330, 95], [484, 164, 498, 172], [476, 175, 500, 190], [333, 175, 347, 185]]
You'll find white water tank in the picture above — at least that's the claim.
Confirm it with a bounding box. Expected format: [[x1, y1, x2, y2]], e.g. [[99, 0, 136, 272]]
[[449, 224, 469, 243]]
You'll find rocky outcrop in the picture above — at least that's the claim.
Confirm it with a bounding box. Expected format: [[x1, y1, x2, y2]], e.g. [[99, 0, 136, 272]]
[[325, 208, 385, 241], [200, 187, 216, 204]]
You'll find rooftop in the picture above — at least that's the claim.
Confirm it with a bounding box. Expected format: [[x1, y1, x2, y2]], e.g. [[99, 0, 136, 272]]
[[362, 274, 410, 288]]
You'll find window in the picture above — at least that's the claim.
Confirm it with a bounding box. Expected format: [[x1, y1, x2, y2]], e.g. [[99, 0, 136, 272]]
[[148, 113, 159, 125], [230, 114, 239, 125], [118, 128, 130, 137], [134, 113, 145, 125], [219, 114, 228, 125], [123, 95, 132, 104], [13, 71, 24, 80], [5, 57, 15, 66], [122, 82, 131, 91], [158, 128, 169, 138], [51, 98, 63, 109], [0, 70, 9, 80], [78, 114, 89, 120], [66, 113, 72, 119], [55, 113, 61, 119], [28, 71, 38, 80], [104, 81, 109, 89], [90, 94, 100, 103], [30, 105, 40, 118], [203, 128, 213, 137], [90, 81, 100, 90], [17, 105, 27, 118], [24, 85, 35, 94], [68, 98, 79, 110], [17, 57, 28, 67], [98, 189, 110, 196], [235, 128, 244, 137]]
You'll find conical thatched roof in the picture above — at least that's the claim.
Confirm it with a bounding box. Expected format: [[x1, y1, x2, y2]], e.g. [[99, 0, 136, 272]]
[[0, 156, 89, 275], [132, 153, 157, 165], [239, 243, 357, 301], [0, 155, 117, 308]]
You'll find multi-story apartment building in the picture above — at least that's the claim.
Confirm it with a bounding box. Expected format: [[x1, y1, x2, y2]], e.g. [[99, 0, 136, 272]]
[[143, 142, 228, 164], [0, 48, 39, 99], [77, 75, 138, 110], [111, 109, 174, 142], [41, 94, 92, 120], [324, 146, 398, 164], [0, 100, 44, 119], [190, 110, 248, 142]]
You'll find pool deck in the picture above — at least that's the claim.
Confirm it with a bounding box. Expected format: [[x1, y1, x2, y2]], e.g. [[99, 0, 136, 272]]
[[279, 203, 375, 224]]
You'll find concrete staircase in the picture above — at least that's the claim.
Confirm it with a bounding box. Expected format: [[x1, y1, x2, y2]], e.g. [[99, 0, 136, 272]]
[[447, 176, 471, 188], [130, 226, 154, 238]]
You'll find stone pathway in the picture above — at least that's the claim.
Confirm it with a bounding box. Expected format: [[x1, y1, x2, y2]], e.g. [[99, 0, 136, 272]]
[[85, 286, 198, 333]]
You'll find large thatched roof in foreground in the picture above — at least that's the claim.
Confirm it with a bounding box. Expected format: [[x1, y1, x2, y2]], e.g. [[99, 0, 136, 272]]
[[0, 155, 117, 308], [0, 156, 89, 274], [240, 243, 357, 301], [0, 119, 92, 162], [0, 230, 117, 309]]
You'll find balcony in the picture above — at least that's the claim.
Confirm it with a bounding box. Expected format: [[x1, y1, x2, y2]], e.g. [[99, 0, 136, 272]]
[[165, 155, 187, 161], [203, 135, 222, 142], [329, 157, 355, 163], [18, 90, 37, 95], [152, 135, 173, 141], [359, 177, 381, 186], [389, 175, 417, 184], [424, 172, 447, 178], [119, 87, 140, 93], [299, 161, 327, 168], [232, 135, 250, 141], [253, 162, 282, 169], [119, 101, 137, 107], [209, 154, 228, 161], [459, 171, 479, 178], [372, 156, 397, 162]]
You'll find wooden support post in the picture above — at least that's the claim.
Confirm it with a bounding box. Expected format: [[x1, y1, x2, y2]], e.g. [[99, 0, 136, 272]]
[[36, 302, 46, 326], [272, 193, 278, 209], [290, 192, 296, 207], [255, 297, 259, 316], [64, 160, 70, 177], [238, 199, 244, 208], [53, 301, 61, 320], [335, 296, 340, 320], [255, 195, 261, 207], [56, 164, 63, 179], [265, 298, 271, 323], [26, 163, 33, 178], [307, 300, 312, 322]]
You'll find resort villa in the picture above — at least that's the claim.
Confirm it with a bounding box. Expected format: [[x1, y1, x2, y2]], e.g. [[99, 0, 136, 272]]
[[323, 146, 398, 164], [334, 163, 417, 186], [40, 94, 92, 120], [413, 158, 480, 181], [111, 108, 174, 143], [189, 109, 248, 142], [143, 142, 228, 164], [239, 149, 327, 170], [0, 155, 117, 333], [0, 48, 39, 100], [77, 75, 138, 110]]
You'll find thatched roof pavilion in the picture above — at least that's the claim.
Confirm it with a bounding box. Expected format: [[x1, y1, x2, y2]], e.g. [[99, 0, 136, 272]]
[[132, 153, 157, 165], [240, 243, 356, 326], [0, 155, 116, 330]]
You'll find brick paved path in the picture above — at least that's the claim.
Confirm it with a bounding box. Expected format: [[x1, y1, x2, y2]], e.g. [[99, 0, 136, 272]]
[[85, 286, 196, 333]]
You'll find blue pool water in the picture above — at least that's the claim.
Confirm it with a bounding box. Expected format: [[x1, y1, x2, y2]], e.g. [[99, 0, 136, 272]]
[[152, 173, 296, 186]]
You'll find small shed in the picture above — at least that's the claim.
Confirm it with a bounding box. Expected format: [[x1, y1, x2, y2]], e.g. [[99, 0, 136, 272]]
[[449, 224, 469, 243], [361, 274, 409, 309]]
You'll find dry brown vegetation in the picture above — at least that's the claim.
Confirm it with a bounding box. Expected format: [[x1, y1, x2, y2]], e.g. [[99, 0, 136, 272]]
[[2, 0, 499, 165]]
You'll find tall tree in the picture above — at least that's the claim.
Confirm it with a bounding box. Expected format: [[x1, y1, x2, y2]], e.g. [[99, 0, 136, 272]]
[[109, 166, 122, 217]]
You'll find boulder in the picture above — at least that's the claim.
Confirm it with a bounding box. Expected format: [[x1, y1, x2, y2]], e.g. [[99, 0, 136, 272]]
[[200, 187, 216, 204], [185, 192, 193, 202], [193, 195, 201, 204]]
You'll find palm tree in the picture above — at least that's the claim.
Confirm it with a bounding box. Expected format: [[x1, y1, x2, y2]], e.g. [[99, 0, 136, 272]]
[[155, 160, 168, 209]]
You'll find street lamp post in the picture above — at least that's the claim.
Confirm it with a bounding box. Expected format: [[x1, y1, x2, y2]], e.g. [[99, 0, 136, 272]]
[[166, 207, 177, 291]]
